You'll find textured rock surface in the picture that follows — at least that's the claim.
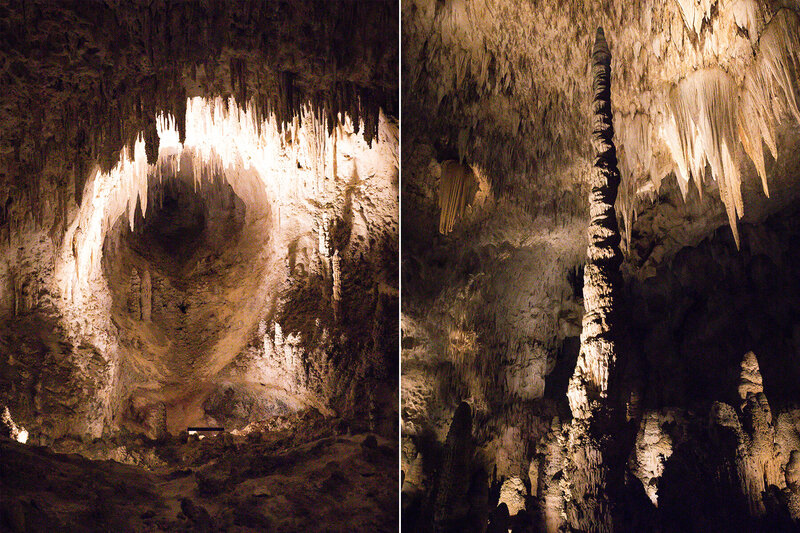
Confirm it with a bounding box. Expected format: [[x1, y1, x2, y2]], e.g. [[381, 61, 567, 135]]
[[0, 2, 398, 446], [0, 410, 398, 532]]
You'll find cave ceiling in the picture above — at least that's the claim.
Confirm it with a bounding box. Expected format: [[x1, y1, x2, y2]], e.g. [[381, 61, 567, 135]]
[[403, 0, 800, 243]]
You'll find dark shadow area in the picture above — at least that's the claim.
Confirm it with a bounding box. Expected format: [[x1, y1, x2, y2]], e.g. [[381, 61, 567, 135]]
[[626, 202, 800, 412]]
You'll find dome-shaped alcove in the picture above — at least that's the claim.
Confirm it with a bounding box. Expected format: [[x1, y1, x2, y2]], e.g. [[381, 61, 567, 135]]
[[99, 149, 297, 435]]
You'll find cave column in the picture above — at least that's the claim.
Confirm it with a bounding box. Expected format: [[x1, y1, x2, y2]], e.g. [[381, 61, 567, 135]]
[[563, 27, 625, 532]]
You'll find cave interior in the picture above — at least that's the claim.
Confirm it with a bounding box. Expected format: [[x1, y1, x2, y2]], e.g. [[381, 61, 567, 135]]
[[401, 0, 800, 531], [0, 1, 399, 531]]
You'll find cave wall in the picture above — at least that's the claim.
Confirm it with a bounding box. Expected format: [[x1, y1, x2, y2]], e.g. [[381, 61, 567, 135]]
[[0, 1, 399, 446]]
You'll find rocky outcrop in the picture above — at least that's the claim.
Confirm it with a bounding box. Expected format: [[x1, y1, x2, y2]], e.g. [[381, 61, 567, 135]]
[[0, 410, 398, 532]]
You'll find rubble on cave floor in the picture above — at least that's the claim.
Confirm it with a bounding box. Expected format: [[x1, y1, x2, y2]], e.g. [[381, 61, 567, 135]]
[[0, 410, 398, 532]]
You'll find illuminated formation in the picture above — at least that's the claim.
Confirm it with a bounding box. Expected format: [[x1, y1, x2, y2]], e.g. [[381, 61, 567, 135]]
[[0, 1, 398, 530], [563, 27, 624, 532], [566, 27, 623, 422], [438, 160, 477, 234]]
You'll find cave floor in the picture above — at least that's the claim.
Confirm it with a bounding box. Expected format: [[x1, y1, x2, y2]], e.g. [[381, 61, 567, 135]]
[[0, 413, 397, 532]]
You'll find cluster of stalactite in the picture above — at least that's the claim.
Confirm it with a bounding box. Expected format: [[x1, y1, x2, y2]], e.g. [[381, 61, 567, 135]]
[[0, 0, 397, 237], [563, 27, 625, 533], [438, 161, 478, 234]]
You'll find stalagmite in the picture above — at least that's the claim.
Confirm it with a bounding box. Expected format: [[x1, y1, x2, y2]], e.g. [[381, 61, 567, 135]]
[[319, 213, 331, 258], [144, 402, 167, 441], [735, 351, 784, 515], [567, 26, 623, 422], [630, 410, 677, 506], [332, 249, 342, 309], [438, 161, 477, 234], [432, 402, 474, 531], [738, 350, 763, 408], [564, 27, 625, 533], [129, 268, 141, 317]]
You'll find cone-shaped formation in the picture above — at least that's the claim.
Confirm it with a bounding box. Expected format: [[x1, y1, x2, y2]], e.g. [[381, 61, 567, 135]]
[[567, 27, 624, 421], [563, 27, 625, 533], [732, 352, 785, 516], [630, 9, 800, 249], [433, 402, 474, 531]]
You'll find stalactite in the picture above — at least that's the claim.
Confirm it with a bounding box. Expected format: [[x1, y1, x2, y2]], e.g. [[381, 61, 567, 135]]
[[739, 9, 800, 199], [143, 118, 160, 166], [564, 27, 624, 533], [664, 68, 744, 247], [438, 161, 477, 234], [614, 9, 800, 251], [616, 112, 658, 252], [676, 0, 715, 36]]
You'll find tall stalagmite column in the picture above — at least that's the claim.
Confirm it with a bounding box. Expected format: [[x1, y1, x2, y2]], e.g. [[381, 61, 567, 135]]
[[563, 27, 624, 532]]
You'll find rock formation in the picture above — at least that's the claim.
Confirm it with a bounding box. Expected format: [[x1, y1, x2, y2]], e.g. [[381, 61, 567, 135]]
[[561, 27, 625, 533], [566, 27, 624, 421], [438, 161, 478, 234]]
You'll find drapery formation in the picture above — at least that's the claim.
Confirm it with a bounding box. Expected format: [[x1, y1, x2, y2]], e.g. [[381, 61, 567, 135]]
[[438, 161, 477, 234]]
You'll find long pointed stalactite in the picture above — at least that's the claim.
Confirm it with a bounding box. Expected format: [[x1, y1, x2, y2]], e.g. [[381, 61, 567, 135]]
[[563, 27, 625, 532]]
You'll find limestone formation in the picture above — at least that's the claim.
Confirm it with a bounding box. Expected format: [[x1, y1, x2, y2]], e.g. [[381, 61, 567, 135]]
[[433, 402, 475, 531], [630, 410, 680, 506], [0, 2, 398, 530], [562, 26, 625, 533], [438, 161, 477, 235], [736, 352, 785, 516], [498, 476, 527, 516], [739, 350, 764, 407], [566, 27, 624, 421]]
